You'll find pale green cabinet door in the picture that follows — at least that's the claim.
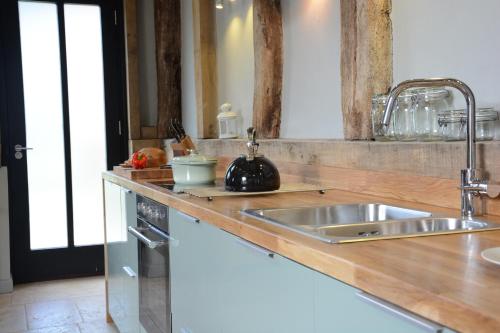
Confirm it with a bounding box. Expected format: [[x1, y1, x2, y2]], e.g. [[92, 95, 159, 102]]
[[105, 181, 139, 333], [105, 181, 126, 332], [169, 207, 315, 333], [169, 209, 224, 333], [314, 272, 449, 333], [217, 231, 315, 333], [120, 188, 139, 333]]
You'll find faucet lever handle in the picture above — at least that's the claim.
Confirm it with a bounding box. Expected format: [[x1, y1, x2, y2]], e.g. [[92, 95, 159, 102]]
[[487, 184, 500, 198]]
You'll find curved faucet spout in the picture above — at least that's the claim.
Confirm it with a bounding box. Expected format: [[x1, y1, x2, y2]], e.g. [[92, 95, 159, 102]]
[[382, 78, 484, 217], [382, 78, 476, 170]]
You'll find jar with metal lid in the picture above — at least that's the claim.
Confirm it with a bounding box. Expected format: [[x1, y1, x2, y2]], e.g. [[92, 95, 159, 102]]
[[217, 103, 241, 139], [414, 88, 450, 141], [371, 94, 396, 141], [438, 108, 498, 141], [394, 90, 418, 141], [438, 110, 465, 141]]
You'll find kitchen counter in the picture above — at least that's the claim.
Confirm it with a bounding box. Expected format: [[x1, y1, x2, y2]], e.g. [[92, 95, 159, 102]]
[[103, 171, 500, 333]]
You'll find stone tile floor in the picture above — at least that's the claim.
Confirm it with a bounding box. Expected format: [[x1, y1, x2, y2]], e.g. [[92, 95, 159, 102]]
[[0, 276, 118, 333]]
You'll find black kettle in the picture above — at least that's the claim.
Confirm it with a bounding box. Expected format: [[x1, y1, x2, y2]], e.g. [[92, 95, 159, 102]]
[[225, 127, 280, 192]]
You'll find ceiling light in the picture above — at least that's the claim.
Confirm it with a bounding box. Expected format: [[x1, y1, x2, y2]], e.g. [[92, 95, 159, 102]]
[[216, 0, 224, 9]]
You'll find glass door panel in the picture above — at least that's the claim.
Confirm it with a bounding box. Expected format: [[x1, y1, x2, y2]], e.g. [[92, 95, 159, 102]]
[[64, 4, 107, 246], [18, 1, 68, 250]]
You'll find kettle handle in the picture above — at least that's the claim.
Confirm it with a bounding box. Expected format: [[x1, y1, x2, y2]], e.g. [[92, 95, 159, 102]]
[[247, 127, 256, 143], [246, 127, 259, 161]]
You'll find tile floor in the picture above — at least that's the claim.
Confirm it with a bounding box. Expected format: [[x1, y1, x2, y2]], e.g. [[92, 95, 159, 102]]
[[0, 276, 118, 333]]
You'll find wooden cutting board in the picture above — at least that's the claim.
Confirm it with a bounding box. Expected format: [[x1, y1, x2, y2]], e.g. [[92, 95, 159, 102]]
[[113, 166, 173, 180]]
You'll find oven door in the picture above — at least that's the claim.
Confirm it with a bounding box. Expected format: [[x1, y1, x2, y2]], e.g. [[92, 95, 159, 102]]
[[128, 219, 175, 333]]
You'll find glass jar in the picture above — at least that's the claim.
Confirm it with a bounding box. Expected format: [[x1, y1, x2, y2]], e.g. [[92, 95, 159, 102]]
[[438, 108, 498, 141], [394, 91, 418, 141], [476, 108, 498, 141], [371, 94, 396, 141], [438, 110, 465, 141], [217, 103, 241, 139], [414, 88, 450, 141]]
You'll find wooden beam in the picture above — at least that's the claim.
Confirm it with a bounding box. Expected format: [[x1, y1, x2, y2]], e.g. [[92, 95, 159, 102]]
[[192, 0, 218, 139], [155, 0, 182, 139], [340, 0, 393, 140], [252, 0, 283, 139], [123, 0, 141, 140]]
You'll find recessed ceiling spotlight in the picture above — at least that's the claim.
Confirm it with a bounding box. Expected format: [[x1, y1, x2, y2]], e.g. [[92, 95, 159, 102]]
[[216, 0, 224, 9]]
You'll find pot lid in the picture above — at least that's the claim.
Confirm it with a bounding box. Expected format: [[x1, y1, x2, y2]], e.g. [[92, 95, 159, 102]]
[[172, 150, 217, 165]]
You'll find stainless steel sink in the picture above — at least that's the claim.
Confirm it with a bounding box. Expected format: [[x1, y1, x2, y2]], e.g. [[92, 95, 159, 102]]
[[243, 204, 432, 226], [241, 204, 500, 243]]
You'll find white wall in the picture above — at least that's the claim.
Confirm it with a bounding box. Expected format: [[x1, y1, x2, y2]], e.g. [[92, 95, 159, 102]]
[[180, 0, 198, 138], [210, 0, 343, 139], [179, 0, 500, 140], [137, 0, 158, 127], [393, 0, 500, 139], [0, 167, 12, 293], [215, 0, 255, 136], [393, 0, 500, 111], [281, 0, 342, 139]]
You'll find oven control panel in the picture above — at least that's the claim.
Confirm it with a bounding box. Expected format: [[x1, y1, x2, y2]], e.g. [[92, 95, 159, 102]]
[[136, 195, 169, 231]]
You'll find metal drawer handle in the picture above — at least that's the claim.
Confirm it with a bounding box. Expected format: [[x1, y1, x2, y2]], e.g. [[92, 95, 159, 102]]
[[177, 211, 200, 223], [122, 266, 136, 278], [356, 292, 444, 333], [236, 238, 274, 258], [128, 226, 179, 248]]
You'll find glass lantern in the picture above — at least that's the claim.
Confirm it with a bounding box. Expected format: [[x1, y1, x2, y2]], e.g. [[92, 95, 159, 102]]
[[217, 103, 241, 139]]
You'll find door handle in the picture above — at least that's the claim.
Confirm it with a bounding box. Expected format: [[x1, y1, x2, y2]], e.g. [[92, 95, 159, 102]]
[[128, 225, 179, 248], [14, 145, 33, 159], [356, 292, 444, 332], [14, 144, 33, 152]]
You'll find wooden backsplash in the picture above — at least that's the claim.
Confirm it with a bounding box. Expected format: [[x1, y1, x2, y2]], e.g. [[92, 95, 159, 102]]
[[197, 139, 500, 216]]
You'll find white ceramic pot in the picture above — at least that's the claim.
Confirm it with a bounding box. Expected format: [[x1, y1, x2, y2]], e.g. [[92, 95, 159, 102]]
[[171, 151, 217, 185]]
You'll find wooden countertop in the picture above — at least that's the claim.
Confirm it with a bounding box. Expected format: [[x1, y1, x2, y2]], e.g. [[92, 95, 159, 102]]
[[103, 172, 500, 333]]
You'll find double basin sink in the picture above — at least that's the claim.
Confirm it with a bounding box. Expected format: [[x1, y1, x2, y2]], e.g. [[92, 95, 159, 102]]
[[241, 204, 500, 243]]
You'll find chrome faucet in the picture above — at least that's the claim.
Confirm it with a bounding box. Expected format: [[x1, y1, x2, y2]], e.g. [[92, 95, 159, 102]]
[[382, 78, 500, 218]]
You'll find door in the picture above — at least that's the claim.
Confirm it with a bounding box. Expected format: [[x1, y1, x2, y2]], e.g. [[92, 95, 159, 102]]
[[314, 272, 446, 333], [218, 234, 315, 333], [0, 0, 128, 283], [169, 209, 224, 333]]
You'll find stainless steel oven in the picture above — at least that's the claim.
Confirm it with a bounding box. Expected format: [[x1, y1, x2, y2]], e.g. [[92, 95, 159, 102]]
[[128, 195, 174, 333]]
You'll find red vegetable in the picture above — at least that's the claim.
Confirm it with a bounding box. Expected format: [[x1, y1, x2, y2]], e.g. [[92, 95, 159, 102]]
[[132, 151, 148, 169]]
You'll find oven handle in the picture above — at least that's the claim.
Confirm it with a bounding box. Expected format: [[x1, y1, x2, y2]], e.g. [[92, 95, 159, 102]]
[[128, 226, 179, 248]]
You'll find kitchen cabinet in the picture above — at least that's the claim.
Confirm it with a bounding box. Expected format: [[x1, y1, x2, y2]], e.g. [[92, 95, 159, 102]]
[[169, 208, 315, 333], [169, 205, 455, 333], [218, 234, 315, 333], [104, 181, 139, 333], [314, 265, 451, 333], [169, 209, 223, 333]]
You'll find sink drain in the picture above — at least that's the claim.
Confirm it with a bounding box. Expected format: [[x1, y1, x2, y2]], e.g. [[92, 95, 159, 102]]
[[358, 230, 381, 237]]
